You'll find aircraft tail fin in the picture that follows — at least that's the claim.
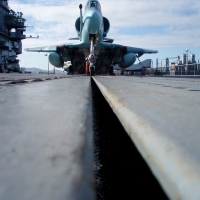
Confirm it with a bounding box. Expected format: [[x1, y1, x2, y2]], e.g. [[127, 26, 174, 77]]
[[139, 59, 151, 68]]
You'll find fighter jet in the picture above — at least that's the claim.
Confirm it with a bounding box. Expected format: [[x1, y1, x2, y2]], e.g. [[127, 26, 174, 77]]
[[25, 0, 158, 76], [114, 59, 152, 71], [114, 59, 152, 75]]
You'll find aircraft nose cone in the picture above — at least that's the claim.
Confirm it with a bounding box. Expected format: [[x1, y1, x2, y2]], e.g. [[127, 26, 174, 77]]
[[85, 10, 101, 34]]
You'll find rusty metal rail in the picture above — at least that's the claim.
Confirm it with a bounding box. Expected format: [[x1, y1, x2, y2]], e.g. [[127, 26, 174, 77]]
[[93, 76, 200, 200]]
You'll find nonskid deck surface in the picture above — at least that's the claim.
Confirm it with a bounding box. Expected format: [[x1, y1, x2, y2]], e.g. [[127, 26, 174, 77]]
[[0, 74, 200, 200], [0, 73, 69, 80], [0, 76, 94, 200], [0, 73, 79, 85]]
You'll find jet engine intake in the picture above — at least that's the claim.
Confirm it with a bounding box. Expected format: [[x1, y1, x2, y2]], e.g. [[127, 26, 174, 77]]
[[48, 52, 64, 68], [119, 53, 136, 68], [75, 17, 81, 35], [103, 17, 110, 37]]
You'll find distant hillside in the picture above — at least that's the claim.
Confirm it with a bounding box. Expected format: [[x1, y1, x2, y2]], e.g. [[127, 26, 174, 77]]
[[23, 67, 63, 74], [24, 68, 42, 73]]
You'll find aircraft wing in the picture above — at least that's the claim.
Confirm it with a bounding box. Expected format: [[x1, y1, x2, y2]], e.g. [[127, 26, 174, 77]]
[[24, 45, 57, 52], [101, 42, 158, 56], [24, 42, 83, 52], [126, 46, 158, 55], [25, 42, 157, 55], [24, 42, 157, 71]]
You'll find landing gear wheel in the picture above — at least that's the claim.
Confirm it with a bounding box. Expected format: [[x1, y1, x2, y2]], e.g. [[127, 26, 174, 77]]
[[67, 65, 74, 75], [120, 70, 124, 75], [90, 66, 95, 76], [109, 65, 114, 75]]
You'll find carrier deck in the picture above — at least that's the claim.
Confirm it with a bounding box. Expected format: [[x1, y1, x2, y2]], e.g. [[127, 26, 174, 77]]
[[0, 74, 200, 200]]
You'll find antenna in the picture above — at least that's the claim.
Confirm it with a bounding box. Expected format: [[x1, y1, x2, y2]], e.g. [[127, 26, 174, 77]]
[[79, 4, 83, 38], [25, 22, 39, 39]]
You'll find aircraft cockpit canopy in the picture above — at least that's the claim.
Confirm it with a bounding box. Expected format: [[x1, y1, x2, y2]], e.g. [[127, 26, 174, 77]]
[[91, 1, 95, 7], [85, 1, 101, 12]]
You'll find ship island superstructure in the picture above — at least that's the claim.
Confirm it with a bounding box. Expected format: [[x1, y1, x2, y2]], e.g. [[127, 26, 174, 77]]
[[0, 0, 26, 73]]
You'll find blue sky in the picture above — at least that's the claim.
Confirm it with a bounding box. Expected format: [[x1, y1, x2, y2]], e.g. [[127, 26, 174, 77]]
[[8, 0, 200, 70]]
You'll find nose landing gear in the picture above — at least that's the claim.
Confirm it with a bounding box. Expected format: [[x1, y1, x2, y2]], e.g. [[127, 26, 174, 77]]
[[87, 37, 97, 76], [67, 65, 74, 75]]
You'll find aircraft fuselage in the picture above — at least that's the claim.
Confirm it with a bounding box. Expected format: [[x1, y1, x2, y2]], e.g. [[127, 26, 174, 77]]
[[25, 0, 158, 75], [82, 9, 103, 43], [79, 0, 105, 45]]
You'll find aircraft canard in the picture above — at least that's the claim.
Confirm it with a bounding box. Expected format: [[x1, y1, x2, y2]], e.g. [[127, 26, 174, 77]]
[[25, 0, 158, 76]]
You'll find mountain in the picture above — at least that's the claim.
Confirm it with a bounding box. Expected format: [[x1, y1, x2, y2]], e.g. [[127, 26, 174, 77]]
[[23, 67, 63, 74]]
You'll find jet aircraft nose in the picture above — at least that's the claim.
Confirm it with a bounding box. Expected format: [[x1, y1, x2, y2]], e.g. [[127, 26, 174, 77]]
[[84, 10, 101, 34]]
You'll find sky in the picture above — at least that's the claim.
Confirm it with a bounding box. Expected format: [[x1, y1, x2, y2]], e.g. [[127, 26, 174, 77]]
[[8, 0, 200, 70]]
